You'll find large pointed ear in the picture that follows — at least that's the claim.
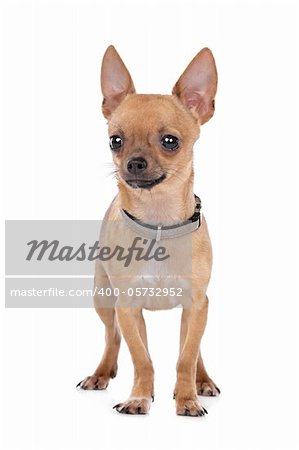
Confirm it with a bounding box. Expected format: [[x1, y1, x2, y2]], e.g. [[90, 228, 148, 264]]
[[172, 48, 217, 125], [101, 45, 135, 119]]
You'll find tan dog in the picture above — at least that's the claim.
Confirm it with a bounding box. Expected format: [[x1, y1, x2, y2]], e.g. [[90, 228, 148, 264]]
[[77, 46, 220, 416]]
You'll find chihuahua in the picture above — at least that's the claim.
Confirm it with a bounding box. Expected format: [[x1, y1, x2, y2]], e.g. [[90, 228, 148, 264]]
[[77, 46, 220, 416]]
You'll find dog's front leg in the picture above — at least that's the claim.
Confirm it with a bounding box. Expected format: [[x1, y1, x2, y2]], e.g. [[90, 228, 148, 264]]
[[114, 307, 154, 415], [175, 297, 209, 416], [179, 299, 220, 398]]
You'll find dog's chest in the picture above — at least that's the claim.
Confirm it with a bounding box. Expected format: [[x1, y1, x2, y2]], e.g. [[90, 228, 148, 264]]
[[94, 215, 193, 310]]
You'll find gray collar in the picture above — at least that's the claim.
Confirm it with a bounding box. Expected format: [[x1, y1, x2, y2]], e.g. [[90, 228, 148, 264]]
[[120, 195, 201, 241]]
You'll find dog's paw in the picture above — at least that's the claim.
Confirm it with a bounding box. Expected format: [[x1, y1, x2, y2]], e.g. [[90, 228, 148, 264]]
[[113, 397, 151, 415], [76, 375, 110, 390], [176, 397, 208, 417], [196, 379, 220, 397]]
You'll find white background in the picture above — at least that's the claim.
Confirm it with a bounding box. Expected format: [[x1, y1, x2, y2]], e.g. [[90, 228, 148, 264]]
[[1, 0, 299, 449]]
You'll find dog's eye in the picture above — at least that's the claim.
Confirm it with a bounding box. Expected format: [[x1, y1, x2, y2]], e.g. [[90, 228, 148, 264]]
[[161, 135, 179, 151], [109, 135, 123, 150]]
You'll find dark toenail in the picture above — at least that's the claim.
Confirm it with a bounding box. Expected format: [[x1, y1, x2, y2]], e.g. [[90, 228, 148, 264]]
[[216, 387, 221, 394], [203, 407, 208, 414], [113, 403, 121, 409]]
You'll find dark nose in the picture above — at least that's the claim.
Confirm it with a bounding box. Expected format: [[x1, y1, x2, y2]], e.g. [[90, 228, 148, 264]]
[[127, 157, 147, 174]]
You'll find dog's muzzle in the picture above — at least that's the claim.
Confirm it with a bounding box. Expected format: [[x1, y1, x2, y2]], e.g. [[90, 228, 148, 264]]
[[125, 173, 166, 189]]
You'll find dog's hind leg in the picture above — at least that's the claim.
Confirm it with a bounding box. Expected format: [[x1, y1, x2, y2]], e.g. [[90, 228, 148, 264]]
[[137, 309, 149, 352], [196, 351, 220, 397], [194, 297, 220, 396], [77, 308, 121, 390]]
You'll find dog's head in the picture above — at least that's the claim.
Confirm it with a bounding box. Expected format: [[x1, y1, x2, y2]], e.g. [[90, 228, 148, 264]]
[[101, 46, 217, 191]]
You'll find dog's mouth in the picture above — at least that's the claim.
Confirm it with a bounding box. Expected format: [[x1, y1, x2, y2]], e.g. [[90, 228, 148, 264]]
[[125, 173, 166, 189]]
